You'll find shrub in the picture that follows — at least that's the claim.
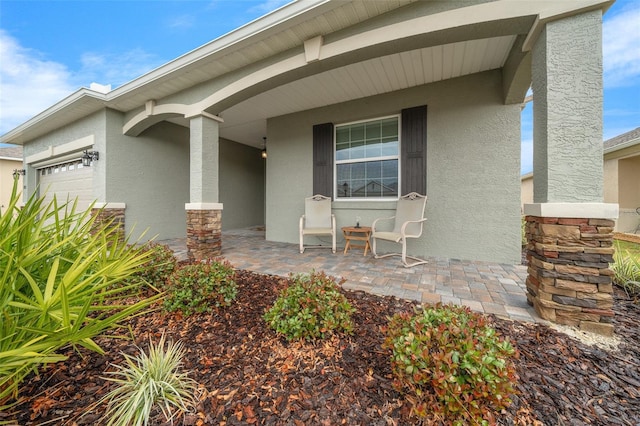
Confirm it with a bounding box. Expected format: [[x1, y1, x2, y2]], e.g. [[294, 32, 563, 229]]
[[127, 242, 177, 289], [611, 249, 640, 297], [264, 271, 355, 341], [0, 180, 160, 406], [100, 334, 198, 426], [163, 260, 237, 315], [383, 304, 518, 425]]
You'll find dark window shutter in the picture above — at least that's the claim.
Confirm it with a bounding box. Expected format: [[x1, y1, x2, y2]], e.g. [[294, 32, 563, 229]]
[[401, 105, 427, 195], [313, 122, 334, 197]]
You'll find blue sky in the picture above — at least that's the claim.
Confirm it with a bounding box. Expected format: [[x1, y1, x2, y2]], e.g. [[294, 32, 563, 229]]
[[1, 0, 638, 174]]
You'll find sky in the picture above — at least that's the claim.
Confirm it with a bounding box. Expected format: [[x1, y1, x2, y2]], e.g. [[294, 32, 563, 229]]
[[1, 0, 638, 175]]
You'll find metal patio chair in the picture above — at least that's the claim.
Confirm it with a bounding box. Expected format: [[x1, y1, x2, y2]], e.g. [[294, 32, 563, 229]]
[[371, 192, 428, 267], [299, 194, 336, 253]]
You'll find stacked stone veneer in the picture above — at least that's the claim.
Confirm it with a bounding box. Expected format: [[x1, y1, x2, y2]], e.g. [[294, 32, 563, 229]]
[[91, 207, 125, 241], [525, 216, 615, 336], [186, 209, 222, 261]]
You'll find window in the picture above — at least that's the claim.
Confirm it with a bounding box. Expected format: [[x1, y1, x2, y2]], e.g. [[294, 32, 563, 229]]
[[335, 116, 399, 199]]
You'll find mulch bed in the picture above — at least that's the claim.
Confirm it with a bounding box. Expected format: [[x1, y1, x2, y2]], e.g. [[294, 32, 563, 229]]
[[3, 269, 639, 425]]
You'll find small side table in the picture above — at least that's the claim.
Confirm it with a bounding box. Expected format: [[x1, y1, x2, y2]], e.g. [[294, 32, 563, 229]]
[[342, 226, 372, 256]]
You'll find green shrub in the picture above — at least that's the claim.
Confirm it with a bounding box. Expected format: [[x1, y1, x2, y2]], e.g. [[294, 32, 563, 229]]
[[127, 242, 177, 289], [383, 304, 518, 425], [163, 260, 237, 315], [0, 180, 160, 406], [264, 271, 355, 341], [611, 249, 640, 297], [100, 334, 198, 426]]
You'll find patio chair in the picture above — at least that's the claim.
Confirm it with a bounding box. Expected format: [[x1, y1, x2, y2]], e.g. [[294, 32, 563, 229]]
[[299, 194, 336, 253], [371, 192, 428, 267]]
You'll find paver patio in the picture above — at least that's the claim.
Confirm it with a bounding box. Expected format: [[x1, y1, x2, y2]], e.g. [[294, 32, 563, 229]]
[[161, 227, 539, 323]]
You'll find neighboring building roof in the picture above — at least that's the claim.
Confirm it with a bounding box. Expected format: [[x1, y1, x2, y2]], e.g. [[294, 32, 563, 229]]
[[0, 146, 23, 160], [603, 127, 640, 152]]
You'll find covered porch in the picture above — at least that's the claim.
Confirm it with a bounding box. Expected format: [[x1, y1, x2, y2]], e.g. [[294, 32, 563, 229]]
[[161, 228, 537, 323]]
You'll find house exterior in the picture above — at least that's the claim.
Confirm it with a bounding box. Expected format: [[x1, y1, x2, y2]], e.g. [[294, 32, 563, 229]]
[[604, 127, 640, 233], [0, 146, 24, 213], [1, 0, 621, 332], [522, 127, 640, 232]]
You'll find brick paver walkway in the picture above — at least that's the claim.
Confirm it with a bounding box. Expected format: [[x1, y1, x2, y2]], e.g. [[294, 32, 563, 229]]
[[161, 228, 539, 323]]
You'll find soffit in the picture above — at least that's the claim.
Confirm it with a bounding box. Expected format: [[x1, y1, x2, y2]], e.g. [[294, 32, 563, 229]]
[[215, 35, 517, 147], [106, 0, 419, 112]]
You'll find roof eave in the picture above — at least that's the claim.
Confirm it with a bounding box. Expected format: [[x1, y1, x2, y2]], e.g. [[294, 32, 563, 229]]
[[0, 89, 108, 145], [604, 137, 640, 155]]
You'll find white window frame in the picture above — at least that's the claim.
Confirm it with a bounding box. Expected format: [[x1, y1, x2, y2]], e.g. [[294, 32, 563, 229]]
[[334, 114, 401, 201]]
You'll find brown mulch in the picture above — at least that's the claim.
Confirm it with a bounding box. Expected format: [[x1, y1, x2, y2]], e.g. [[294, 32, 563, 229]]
[[2, 270, 639, 425]]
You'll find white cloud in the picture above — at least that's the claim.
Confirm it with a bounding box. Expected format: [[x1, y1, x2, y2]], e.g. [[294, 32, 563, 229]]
[[603, 5, 640, 87], [0, 30, 76, 135], [250, 0, 291, 14], [0, 30, 165, 136], [167, 14, 196, 29], [79, 48, 164, 88]]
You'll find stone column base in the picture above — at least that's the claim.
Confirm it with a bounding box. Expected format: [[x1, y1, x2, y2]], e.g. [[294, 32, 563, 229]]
[[186, 203, 223, 261], [524, 216, 615, 336], [91, 203, 126, 241]]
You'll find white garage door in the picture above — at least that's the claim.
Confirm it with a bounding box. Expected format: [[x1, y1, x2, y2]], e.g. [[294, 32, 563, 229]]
[[39, 159, 94, 213]]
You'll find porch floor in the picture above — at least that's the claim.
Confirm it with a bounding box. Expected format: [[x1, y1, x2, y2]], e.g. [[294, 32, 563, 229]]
[[160, 228, 539, 323]]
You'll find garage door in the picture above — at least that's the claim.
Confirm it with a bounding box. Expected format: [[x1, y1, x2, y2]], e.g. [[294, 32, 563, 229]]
[[39, 159, 94, 214]]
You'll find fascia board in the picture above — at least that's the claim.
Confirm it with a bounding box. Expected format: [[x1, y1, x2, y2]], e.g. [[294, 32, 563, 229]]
[[604, 137, 640, 155], [0, 88, 107, 145]]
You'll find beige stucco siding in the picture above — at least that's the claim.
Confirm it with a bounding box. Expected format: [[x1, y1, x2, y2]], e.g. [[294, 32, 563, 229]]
[[521, 173, 533, 209], [267, 70, 521, 264], [0, 158, 23, 213]]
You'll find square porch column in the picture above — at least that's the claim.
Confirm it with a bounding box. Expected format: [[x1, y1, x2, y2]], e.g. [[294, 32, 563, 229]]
[[186, 113, 224, 261], [525, 10, 619, 336]]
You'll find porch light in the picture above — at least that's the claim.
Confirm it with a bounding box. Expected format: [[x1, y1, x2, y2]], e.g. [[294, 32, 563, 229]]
[[82, 150, 99, 167], [12, 169, 25, 178], [261, 137, 267, 159]]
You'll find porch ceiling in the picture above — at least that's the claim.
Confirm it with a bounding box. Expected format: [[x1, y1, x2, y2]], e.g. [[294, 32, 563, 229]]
[[205, 35, 517, 148]]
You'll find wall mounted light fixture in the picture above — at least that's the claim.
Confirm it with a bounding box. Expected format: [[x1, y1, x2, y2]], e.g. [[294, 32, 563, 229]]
[[261, 137, 267, 159], [12, 169, 26, 178], [82, 150, 99, 167]]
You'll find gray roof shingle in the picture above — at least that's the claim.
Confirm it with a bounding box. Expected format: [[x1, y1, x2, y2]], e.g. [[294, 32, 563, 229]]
[[0, 146, 23, 159], [603, 127, 640, 150]]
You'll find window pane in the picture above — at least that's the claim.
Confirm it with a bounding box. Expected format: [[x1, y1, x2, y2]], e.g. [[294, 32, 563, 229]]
[[365, 122, 381, 139], [335, 116, 399, 199], [336, 127, 350, 143], [351, 124, 365, 142], [366, 161, 381, 179]]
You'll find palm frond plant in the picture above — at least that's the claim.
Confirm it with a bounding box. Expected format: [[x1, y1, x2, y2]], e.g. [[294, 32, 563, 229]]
[[0, 179, 162, 406], [99, 334, 198, 426]]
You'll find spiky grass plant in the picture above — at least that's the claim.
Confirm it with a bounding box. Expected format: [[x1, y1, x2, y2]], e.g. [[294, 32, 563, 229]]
[[611, 249, 640, 297], [100, 334, 198, 426], [0, 179, 160, 406]]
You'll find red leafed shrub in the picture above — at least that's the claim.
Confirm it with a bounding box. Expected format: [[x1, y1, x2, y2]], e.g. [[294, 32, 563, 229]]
[[382, 304, 518, 425]]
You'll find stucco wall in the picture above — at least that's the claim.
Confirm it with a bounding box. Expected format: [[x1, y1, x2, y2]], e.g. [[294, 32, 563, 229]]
[[22, 111, 106, 203], [105, 110, 190, 240], [267, 70, 521, 264], [219, 138, 265, 230], [22, 108, 265, 241], [532, 10, 603, 203]]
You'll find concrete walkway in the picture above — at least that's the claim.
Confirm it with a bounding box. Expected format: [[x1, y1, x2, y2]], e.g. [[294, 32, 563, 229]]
[[161, 228, 538, 323]]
